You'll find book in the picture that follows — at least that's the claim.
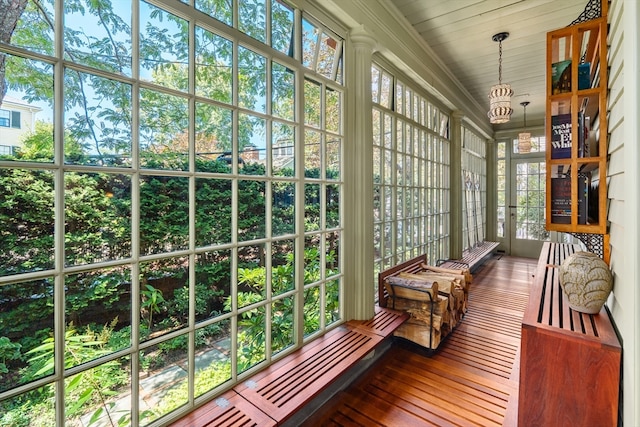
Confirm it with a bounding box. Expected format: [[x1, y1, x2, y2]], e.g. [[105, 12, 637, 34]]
[[551, 173, 572, 224], [551, 59, 571, 94], [550, 113, 572, 159], [578, 111, 587, 158], [578, 62, 591, 90], [550, 165, 588, 224]]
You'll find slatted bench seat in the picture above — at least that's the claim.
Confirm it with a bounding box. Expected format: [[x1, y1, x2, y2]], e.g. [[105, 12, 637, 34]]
[[518, 241, 621, 427], [437, 240, 499, 272], [170, 306, 407, 427]]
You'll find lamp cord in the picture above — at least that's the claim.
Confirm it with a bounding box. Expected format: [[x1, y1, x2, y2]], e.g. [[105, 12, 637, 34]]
[[498, 40, 503, 84]]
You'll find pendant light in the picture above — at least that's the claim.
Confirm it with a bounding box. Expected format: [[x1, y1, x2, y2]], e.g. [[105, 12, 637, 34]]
[[518, 101, 532, 153], [488, 32, 513, 124]]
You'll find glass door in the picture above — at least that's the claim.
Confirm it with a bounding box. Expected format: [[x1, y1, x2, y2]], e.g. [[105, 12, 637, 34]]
[[509, 158, 549, 257]]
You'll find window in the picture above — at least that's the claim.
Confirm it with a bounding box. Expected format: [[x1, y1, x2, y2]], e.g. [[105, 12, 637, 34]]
[[372, 63, 450, 290], [0, 0, 344, 424], [0, 109, 19, 128], [462, 127, 487, 249]]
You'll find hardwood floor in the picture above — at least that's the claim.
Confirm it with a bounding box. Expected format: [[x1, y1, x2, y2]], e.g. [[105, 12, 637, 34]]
[[302, 255, 537, 427]]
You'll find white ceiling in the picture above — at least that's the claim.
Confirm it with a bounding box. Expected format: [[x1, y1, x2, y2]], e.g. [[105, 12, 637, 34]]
[[386, 0, 592, 130]]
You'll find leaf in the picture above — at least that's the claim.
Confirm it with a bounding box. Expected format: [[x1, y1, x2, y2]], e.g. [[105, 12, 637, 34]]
[[88, 407, 104, 425]]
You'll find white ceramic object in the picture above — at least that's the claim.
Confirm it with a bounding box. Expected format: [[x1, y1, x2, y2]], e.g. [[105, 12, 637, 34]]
[[559, 251, 613, 314]]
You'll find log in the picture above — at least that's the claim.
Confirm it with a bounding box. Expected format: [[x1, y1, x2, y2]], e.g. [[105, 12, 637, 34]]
[[384, 275, 438, 301], [395, 321, 441, 349], [421, 263, 472, 284]]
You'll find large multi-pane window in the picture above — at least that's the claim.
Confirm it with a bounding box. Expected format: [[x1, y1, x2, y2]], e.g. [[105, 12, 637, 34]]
[[0, 0, 343, 425], [372, 63, 451, 285], [462, 127, 487, 249]]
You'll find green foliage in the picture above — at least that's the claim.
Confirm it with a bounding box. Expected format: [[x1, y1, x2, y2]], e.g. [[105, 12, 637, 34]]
[[0, 337, 21, 378], [20, 325, 128, 425], [0, 168, 55, 275], [141, 284, 166, 331], [156, 360, 232, 419]]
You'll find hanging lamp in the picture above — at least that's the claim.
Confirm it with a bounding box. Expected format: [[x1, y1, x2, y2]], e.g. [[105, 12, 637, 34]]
[[518, 101, 532, 153], [488, 32, 513, 124]]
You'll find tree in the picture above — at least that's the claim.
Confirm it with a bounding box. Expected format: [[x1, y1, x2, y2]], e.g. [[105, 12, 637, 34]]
[[0, 0, 28, 101]]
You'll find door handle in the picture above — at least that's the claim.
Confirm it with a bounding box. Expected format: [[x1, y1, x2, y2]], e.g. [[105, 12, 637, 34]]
[[508, 205, 517, 208]]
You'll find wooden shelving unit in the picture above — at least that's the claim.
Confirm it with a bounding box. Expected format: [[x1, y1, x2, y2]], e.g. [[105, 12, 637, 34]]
[[545, 10, 609, 261]]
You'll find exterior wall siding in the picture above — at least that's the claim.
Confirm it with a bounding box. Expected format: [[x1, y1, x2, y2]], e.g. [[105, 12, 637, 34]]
[[607, 0, 640, 425]]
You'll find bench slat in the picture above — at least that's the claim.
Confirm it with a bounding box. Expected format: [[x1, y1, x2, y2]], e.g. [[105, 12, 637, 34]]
[[347, 306, 409, 337], [170, 390, 276, 427], [234, 326, 383, 424]]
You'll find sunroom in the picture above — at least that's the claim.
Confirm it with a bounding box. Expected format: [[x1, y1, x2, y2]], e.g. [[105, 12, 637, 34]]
[[0, 0, 637, 426]]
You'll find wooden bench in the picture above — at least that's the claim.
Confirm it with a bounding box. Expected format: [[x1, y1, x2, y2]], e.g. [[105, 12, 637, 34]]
[[437, 240, 499, 272], [170, 306, 407, 426], [518, 242, 621, 427]]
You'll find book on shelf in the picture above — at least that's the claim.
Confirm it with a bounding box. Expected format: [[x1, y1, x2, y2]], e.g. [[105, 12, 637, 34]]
[[551, 113, 572, 159], [578, 62, 591, 90], [578, 112, 589, 158], [551, 59, 572, 94], [550, 165, 588, 224]]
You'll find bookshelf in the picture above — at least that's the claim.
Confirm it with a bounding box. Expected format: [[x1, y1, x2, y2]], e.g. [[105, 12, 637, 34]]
[[545, 14, 608, 259]]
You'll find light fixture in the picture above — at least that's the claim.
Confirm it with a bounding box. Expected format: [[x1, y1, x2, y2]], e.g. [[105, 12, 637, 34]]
[[488, 32, 513, 124], [518, 101, 532, 153]]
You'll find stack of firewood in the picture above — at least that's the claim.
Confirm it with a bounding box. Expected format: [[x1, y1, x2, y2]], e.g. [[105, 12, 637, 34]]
[[383, 264, 472, 349]]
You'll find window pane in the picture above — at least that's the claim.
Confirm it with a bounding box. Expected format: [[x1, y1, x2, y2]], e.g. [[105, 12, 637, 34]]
[[65, 71, 132, 167], [65, 356, 131, 424], [139, 257, 188, 340], [238, 180, 266, 241], [272, 0, 294, 55], [272, 62, 294, 120], [326, 87, 341, 133], [317, 33, 339, 80], [305, 183, 320, 232], [195, 28, 233, 104], [273, 182, 295, 236], [64, 172, 131, 266], [9, 1, 54, 55], [272, 239, 295, 295], [239, 0, 267, 43], [194, 319, 231, 397], [196, 250, 232, 319], [304, 129, 321, 177], [272, 121, 295, 176], [195, 102, 233, 172], [196, 177, 232, 246], [64, 1, 132, 76], [140, 2, 189, 92], [139, 88, 188, 171], [196, 0, 232, 26], [304, 79, 321, 127], [302, 18, 319, 71], [239, 113, 266, 175], [139, 176, 189, 255], [139, 336, 188, 421], [326, 136, 340, 180], [238, 47, 266, 113], [1, 168, 54, 275], [272, 296, 294, 354], [237, 306, 266, 373], [0, 278, 55, 392], [326, 184, 340, 228]]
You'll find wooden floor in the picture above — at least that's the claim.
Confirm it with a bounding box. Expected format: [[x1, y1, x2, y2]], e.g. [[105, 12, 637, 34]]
[[302, 254, 537, 427]]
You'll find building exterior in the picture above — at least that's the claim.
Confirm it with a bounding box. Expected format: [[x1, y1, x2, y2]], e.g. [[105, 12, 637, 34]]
[[0, 95, 42, 155]]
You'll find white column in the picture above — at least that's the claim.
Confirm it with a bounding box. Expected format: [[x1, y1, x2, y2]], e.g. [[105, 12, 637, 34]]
[[485, 138, 497, 241], [343, 26, 376, 320]]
